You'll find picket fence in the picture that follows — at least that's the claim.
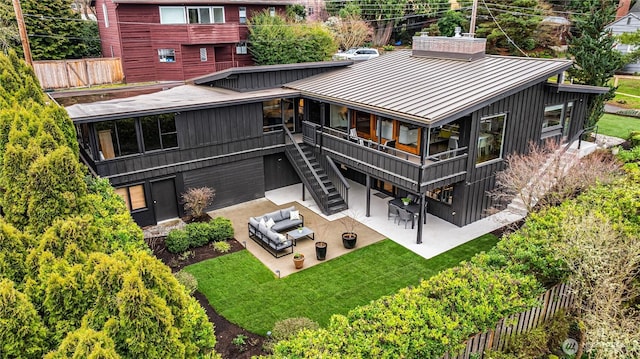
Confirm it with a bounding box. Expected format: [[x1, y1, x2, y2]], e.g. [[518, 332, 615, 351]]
[[33, 58, 123, 89], [442, 283, 576, 359]]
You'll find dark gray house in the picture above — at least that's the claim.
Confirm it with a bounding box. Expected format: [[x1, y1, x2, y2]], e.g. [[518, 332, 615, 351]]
[[66, 35, 607, 241]]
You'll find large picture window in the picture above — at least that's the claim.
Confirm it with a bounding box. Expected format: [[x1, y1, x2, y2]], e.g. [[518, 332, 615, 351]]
[[95, 119, 138, 160], [141, 114, 178, 151], [427, 184, 453, 205], [477, 113, 506, 165], [160, 7, 186, 24], [329, 105, 348, 131], [115, 184, 147, 211], [542, 102, 574, 139]]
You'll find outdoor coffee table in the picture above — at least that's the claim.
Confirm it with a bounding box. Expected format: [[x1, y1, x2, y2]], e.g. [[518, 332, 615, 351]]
[[286, 227, 315, 246]]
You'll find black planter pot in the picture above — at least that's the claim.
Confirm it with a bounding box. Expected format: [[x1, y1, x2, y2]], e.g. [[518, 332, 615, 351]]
[[315, 241, 327, 260], [342, 232, 357, 249]]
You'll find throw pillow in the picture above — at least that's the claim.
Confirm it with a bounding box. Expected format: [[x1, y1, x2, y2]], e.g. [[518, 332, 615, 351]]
[[266, 217, 276, 230], [278, 234, 287, 243], [259, 217, 266, 227], [290, 210, 300, 221]]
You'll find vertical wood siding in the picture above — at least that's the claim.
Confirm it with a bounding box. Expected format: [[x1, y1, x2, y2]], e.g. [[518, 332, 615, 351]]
[[182, 158, 265, 209], [459, 83, 592, 225]]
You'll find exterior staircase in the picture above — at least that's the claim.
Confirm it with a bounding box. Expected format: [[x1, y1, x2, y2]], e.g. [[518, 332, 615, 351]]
[[284, 140, 348, 216]]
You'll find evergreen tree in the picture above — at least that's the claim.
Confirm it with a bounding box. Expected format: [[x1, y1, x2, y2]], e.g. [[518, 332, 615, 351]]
[[567, 0, 624, 127], [45, 327, 121, 359]]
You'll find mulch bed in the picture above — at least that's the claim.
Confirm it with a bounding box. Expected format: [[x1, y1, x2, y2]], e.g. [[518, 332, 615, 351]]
[[148, 236, 268, 358]]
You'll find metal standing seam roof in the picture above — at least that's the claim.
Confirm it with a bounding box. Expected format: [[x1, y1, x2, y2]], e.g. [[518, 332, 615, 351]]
[[284, 50, 574, 125], [66, 85, 299, 122]]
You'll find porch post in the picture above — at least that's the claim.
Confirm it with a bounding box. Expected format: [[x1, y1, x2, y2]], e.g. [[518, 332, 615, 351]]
[[417, 194, 425, 244], [365, 174, 371, 217], [302, 184, 305, 201]]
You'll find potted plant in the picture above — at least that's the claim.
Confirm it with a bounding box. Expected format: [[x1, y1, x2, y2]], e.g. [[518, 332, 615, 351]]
[[401, 197, 411, 206], [315, 224, 328, 260], [341, 210, 360, 249], [293, 253, 305, 269]]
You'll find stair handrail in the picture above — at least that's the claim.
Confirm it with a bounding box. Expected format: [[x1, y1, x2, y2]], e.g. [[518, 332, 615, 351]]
[[283, 125, 329, 196], [324, 155, 350, 207]]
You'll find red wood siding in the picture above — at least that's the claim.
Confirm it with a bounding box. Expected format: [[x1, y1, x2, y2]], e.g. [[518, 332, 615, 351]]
[[103, 3, 286, 82], [95, 0, 122, 58]]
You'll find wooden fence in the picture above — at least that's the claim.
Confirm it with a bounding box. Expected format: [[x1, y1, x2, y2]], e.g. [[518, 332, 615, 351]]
[[442, 283, 576, 359], [33, 58, 123, 89]]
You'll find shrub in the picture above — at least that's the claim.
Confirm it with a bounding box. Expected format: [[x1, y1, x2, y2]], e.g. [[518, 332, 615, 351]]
[[382, 45, 394, 51], [182, 187, 215, 219], [185, 222, 212, 247], [629, 131, 640, 147], [212, 241, 231, 253], [174, 270, 198, 295], [272, 317, 319, 341], [166, 229, 190, 254], [210, 217, 234, 241], [265, 317, 319, 353]]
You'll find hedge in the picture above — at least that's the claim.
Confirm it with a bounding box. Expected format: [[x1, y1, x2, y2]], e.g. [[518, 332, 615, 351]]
[[166, 217, 234, 253]]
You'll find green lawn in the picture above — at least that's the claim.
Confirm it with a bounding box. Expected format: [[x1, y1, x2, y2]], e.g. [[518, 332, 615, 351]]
[[185, 235, 499, 334], [599, 114, 640, 139], [611, 77, 640, 108]]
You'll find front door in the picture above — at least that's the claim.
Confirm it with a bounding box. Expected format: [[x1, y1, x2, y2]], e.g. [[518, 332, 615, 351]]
[[151, 178, 179, 222]]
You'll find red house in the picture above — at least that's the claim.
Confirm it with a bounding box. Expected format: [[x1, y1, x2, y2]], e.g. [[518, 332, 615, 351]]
[[95, 0, 294, 82]]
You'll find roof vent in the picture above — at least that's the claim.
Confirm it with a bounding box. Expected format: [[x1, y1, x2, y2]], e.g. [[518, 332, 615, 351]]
[[412, 33, 486, 61]]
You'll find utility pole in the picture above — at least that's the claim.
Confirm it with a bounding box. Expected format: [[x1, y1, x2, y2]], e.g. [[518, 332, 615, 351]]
[[469, 0, 479, 37], [12, 0, 33, 67]]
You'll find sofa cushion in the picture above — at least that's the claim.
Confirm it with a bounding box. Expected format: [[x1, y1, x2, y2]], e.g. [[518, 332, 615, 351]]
[[249, 217, 259, 228], [266, 229, 280, 243], [279, 206, 296, 220], [258, 222, 268, 235], [263, 210, 284, 222], [272, 239, 291, 251], [289, 210, 300, 221], [271, 218, 303, 232], [266, 217, 276, 230]]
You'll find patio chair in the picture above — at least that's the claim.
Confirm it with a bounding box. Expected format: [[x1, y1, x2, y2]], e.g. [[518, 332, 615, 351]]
[[387, 203, 400, 222], [396, 208, 415, 229]]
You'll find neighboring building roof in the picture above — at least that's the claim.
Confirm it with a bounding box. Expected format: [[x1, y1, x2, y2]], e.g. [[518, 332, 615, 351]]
[[112, 0, 296, 4], [191, 61, 352, 85], [67, 85, 299, 122], [284, 50, 573, 126]]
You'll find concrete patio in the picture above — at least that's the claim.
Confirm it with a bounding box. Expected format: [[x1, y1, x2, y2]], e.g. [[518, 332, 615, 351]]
[[208, 179, 523, 278]]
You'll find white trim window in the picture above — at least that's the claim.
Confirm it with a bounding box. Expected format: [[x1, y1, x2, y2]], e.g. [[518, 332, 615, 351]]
[[200, 47, 208, 62], [239, 7, 247, 24], [102, 3, 109, 27], [158, 48, 176, 62], [188, 6, 224, 24], [477, 113, 507, 165], [236, 42, 247, 55], [160, 7, 186, 24]]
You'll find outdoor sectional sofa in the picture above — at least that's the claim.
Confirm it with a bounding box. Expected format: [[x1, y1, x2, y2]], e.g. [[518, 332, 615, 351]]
[[248, 206, 304, 258]]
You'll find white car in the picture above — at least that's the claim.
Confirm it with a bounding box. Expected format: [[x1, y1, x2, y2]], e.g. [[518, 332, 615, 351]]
[[332, 48, 379, 61]]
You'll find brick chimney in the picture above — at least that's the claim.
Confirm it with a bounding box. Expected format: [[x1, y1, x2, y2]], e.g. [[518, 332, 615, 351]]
[[616, 0, 631, 20], [412, 32, 486, 61]]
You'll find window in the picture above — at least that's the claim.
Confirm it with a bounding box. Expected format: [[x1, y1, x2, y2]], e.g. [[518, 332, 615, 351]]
[[102, 3, 109, 27], [76, 123, 93, 158], [95, 119, 138, 159], [239, 7, 247, 24], [160, 7, 186, 24], [378, 117, 394, 141], [188, 7, 211, 24], [563, 102, 573, 136], [141, 114, 178, 151], [329, 105, 348, 130], [115, 184, 147, 211], [477, 113, 506, 165], [398, 121, 419, 152], [236, 42, 247, 55], [158, 48, 176, 62], [307, 7, 314, 16], [263, 99, 281, 131], [427, 185, 453, 205], [269, 7, 276, 16], [542, 104, 564, 138], [354, 111, 371, 138], [199, 47, 207, 61]]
